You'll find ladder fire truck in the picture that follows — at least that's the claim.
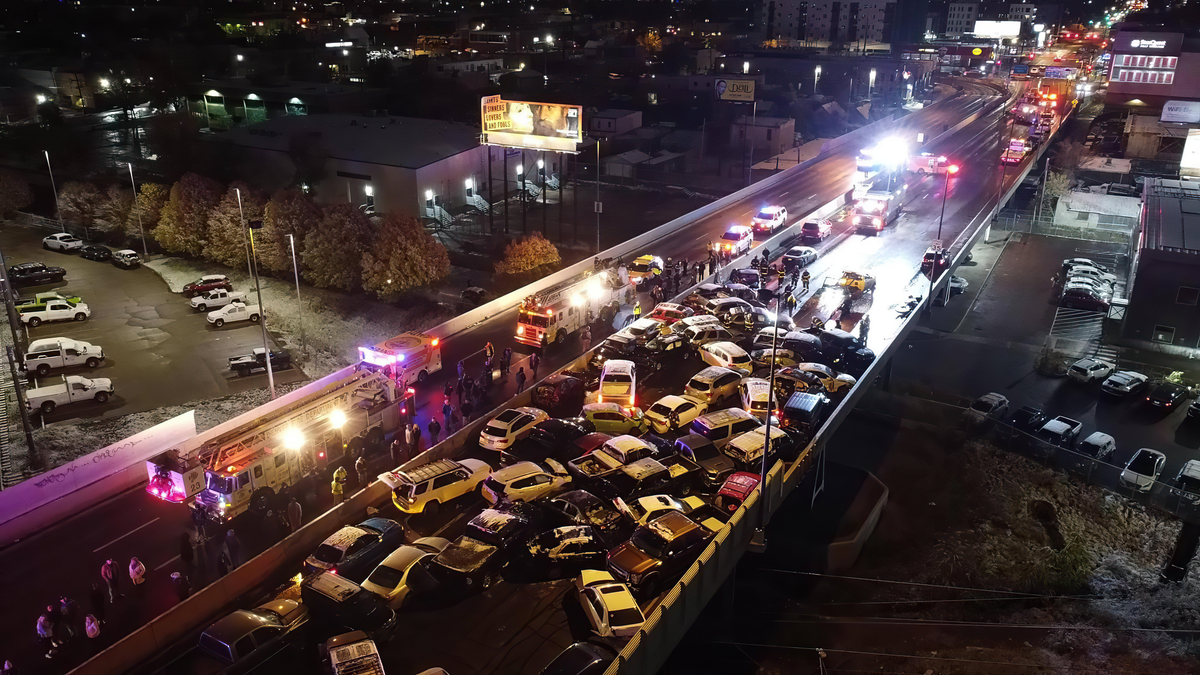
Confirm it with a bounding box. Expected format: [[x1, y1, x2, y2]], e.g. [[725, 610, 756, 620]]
[[144, 367, 403, 522], [516, 268, 632, 348]]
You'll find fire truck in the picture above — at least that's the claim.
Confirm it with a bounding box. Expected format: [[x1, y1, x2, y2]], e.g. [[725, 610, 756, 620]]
[[516, 268, 632, 348], [144, 367, 402, 522], [357, 331, 442, 386], [853, 186, 906, 233]]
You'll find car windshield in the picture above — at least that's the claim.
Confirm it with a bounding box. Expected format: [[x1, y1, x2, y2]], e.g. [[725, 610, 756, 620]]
[[366, 564, 405, 590], [721, 231, 742, 241], [609, 607, 644, 626], [1128, 452, 1157, 474], [688, 379, 710, 391], [605, 373, 632, 383], [648, 403, 674, 416], [312, 544, 344, 564], [970, 399, 993, 412], [756, 210, 776, 220], [630, 528, 668, 558], [484, 423, 509, 437], [206, 474, 235, 494]]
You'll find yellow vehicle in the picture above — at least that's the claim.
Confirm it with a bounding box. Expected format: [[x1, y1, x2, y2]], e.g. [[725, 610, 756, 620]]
[[837, 271, 877, 294], [627, 255, 664, 287]]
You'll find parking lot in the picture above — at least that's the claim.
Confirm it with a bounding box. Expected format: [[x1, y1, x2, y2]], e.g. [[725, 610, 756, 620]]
[[2, 225, 305, 424], [896, 232, 1200, 498]]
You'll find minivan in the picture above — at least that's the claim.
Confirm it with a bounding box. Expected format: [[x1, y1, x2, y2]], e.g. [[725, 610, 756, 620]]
[[688, 408, 760, 450], [599, 360, 636, 407], [684, 366, 745, 406], [800, 219, 832, 242]]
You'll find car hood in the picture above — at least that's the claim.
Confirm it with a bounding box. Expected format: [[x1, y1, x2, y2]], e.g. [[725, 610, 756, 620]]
[[699, 454, 735, 475], [608, 542, 657, 575], [89, 378, 113, 389], [1120, 469, 1154, 487]]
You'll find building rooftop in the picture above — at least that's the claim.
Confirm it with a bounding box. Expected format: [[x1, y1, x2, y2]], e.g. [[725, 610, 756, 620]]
[[733, 115, 793, 128], [210, 114, 480, 170], [193, 77, 385, 101], [592, 109, 641, 119], [1141, 178, 1200, 253]]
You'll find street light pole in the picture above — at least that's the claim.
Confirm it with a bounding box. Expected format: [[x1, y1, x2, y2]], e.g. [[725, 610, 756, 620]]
[[45, 151, 64, 233], [236, 189, 274, 398], [927, 164, 959, 314], [128, 162, 147, 257], [286, 233, 305, 356]]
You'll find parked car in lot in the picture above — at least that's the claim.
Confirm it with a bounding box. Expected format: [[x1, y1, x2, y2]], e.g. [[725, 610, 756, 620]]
[[361, 536, 452, 610], [229, 348, 292, 377], [206, 301, 261, 327], [8, 262, 66, 286], [1146, 382, 1189, 409], [965, 392, 1009, 424], [1068, 358, 1113, 384], [1010, 406, 1048, 432], [1076, 432, 1116, 461], [23, 337, 104, 376], [19, 298, 89, 327], [112, 249, 142, 269], [79, 245, 112, 262], [184, 274, 233, 297], [539, 642, 618, 675], [1119, 448, 1166, 492], [43, 233, 83, 251], [575, 570, 646, 638], [26, 375, 113, 414], [1101, 370, 1149, 397], [304, 518, 405, 581], [480, 407, 550, 451], [1060, 287, 1108, 311], [15, 291, 81, 311], [1189, 399, 1200, 420], [1037, 416, 1083, 448], [1173, 460, 1200, 498], [380, 458, 491, 515], [191, 289, 246, 312], [482, 459, 572, 504]]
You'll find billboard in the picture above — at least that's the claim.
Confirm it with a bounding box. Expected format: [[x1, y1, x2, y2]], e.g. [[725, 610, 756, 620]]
[[1182, 129, 1200, 177], [1162, 100, 1200, 124], [480, 96, 582, 153], [1114, 32, 1182, 55], [715, 79, 756, 102], [1044, 66, 1079, 79], [973, 21, 1022, 38]]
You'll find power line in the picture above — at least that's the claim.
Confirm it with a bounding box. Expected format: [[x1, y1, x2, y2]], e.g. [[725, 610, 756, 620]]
[[757, 567, 1097, 599], [810, 594, 1101, 607], [744, 614, 1200, 634]]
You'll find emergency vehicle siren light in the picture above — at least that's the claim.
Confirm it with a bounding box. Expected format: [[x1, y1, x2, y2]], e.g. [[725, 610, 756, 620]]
[[283, 427, 305, 450], [948, 165, 959, 174], [330, 409, 347, 429]]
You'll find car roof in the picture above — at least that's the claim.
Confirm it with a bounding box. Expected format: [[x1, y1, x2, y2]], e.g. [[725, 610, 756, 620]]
[[757, 205, 784, 214], [690, 366, 737, 382], [697, 407, 756, 426], [605, 434, 653, 453], [725, 225, 751, 234], [204, 609, 272, 644], [321, 526, 370, 552], [492, 461, 545, 481], [603, 359, 635, 374], [644, 510, 701, 540], [303, 571, 363, 601], [621, 457, 667, 479], [584, 402, 626, 414]]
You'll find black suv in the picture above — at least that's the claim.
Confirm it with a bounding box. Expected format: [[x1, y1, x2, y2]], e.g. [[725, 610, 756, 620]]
[[809, 328, 875, 375], [8, 262, 66, 287]]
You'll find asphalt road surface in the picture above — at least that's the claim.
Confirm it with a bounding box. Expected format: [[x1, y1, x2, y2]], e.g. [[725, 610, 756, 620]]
[[1, 226, 304, 425], [3, 80, 1054, 674]]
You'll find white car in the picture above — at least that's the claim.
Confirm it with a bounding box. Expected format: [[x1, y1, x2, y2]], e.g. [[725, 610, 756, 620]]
[[1065, 265, 1117, 286], [1101, 370, 1148, 396], [782, 246, 818, 268], [1119, 448, 1165, 492], [643, 395, 707, 434], [1068, 358, 1113, 384], [478, 407, 550, 451], [791, 362, 856, 393], [751, 205, 788, 233], [43, 233, 83, 251], [481, 459, 571, 504], [575, 570, 646, 638], [964, 392, 1009, 424], [360, 537, 451, 609], [698, 341, 753, 371], [1063, 257, 1107, 273], [720, 225, 754, 256], [614, 494, 703, 525]]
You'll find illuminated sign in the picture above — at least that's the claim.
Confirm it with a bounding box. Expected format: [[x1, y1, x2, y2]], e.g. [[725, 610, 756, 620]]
[[972, 20, 1022, 38], [480, 95, 582, 153], [1118, 32, 1182, 55], [1129, 39, 1167, 49], [325, 41, 354, 48], [1182, 129, 1200, 178], [1162, 101, 1200, 124], [715, 79, 756, 101]]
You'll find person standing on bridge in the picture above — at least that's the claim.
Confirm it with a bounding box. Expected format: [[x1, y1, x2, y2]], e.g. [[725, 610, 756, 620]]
[[515, 367, 527, 393], [530, 351, 541, 378], [581, 326, 592, 353], [288, 497, 303, 534], [428, 417, 441, 445], [484, 342, 495, 364], [633, 301, 641, 320], [355, 456, 369, 490], [801, 270, 811, 292], [331, 467, 347, 505], [100, 559, 121, 603]]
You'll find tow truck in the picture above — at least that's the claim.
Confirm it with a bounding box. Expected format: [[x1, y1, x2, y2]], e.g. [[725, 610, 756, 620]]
[[144, 368, 403, 518], [515, 268, 631, 348], [358, 331, 442, 385]]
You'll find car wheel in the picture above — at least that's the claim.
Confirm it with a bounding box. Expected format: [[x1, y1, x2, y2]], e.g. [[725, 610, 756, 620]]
[[34, 363, 50, 376], [74, 313, 87, 322], [43, 243, 50, 250], [250, 487, 277, 515], [481, 572, 497, 589], [250, 314, 261, 323], [917, 168, 926, 175], [41, 401, 56, 414], [547, 567, 563, 581], [85, 357, 99, 369], [95, 391, 110, 404], [641, 573, 660, 597], [556, 329, 567, 345], [237, 366, 250, 377], [424, 500, 440, 516], [214, 319, 224, 327], [28, 317, 41, 328], [196, 303, 207, 312], [418, 369, 428, 383]]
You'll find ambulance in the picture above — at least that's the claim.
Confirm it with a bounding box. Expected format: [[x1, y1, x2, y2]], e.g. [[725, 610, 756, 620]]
[[358, 331, 443, 385]]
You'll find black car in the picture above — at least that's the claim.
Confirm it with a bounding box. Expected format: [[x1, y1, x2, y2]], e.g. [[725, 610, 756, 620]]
[[811, 328, 875, 376], [531, 374, 586, 418], [229, 348, 293, 377], [79, 245, 112, 262], [540, 642, 618, 675], [424, 504, 541, 593], [8, 262, 66, 286], [1146, 382, 1189, 409], [728, 268, 761, 289], [502, 418, 597, 466], [1011, 406, 1048, 432], [540, 490, 634, 547], [518, 525, 608, 578], [461, 286, 491, 306]]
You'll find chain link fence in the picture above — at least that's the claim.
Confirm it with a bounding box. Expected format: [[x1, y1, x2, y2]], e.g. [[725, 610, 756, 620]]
[[993, 208, 1135, 245]]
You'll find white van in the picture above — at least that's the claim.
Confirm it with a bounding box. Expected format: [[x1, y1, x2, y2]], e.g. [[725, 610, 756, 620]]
[[699, 341, 753, 371], [688, 408, 760, 450], [599, 359, 637, 407], [739, 378, 775, 420]]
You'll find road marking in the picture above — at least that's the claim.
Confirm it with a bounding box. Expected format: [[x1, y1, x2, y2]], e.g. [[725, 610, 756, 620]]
[[432, 511, 470, 538], [155, 554, 181, 571], [92, 517, 160, 553]]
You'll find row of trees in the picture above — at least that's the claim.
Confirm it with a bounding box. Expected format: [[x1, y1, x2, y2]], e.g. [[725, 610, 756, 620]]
[[50, 172, 450, 300]]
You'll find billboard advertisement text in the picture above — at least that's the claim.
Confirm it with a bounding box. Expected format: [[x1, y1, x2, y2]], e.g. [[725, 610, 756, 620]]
[[716, 79, 756, 101], [481, 96, 582, 153]]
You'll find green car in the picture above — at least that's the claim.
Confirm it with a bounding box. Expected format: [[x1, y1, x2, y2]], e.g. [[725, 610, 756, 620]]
[[582, 402, 647, 436], [15, 291, 83, 312]]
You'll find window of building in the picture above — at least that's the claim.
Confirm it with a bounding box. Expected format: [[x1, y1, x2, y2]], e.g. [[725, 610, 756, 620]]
[[1152, 325, 1176, 344], [1177, 287, 1200, 306], [766, 129, 773, 140]]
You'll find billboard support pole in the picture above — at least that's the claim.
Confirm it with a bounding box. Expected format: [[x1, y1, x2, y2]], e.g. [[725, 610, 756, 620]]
[[521, 150, 528, 235], [488, 147, 494, 233], [504, 150, 510, 234], [558, 152, 564, 242], [596, 140, 601, 253], [573, 152, 578, 244], [541, 150, 547, 237]]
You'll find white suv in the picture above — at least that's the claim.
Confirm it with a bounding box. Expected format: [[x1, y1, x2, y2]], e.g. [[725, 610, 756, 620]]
[[751, 206, 787, 234], [720, 225, 754, 256]]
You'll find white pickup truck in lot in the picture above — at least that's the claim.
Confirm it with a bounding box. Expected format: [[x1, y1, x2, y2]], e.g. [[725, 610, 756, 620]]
[[26, 375, 114, 414], [191, 289, 246, 312], [207, 301, 261, 328], [18, 299, 90, 327], [23, 337, 105, 375]]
